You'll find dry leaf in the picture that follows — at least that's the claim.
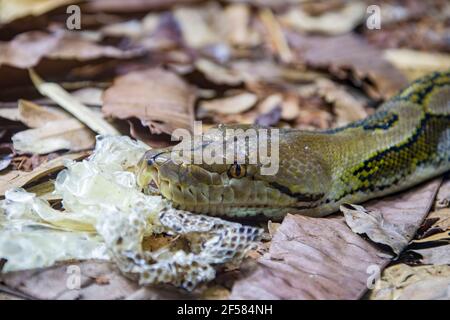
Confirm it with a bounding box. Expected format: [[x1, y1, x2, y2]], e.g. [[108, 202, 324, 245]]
[[0, 152, 87, 196], [195, 59, 243, 86], [85, 0, 203, 13], [384, 49, 450, 81], [230, 179, 441, 299], [103, 68, 195, 134], [0, 31, 62, 69], [435, 178, 450, 209], [280, 1, 365, 35], [341, 203, 414, 255], [259, 8, 293, 64], [369, 264, 450, 300], [200, 92, 257, 115], [0, 31, 140, 70], [26, 180, 59, 202], [12, 119, 95, 154], [30, 70, 119, 136], [410, 244, 450, 266], [174, 3, 224, 48], [288, 33, 408, 99], [18, 100, 67, 128], [315, 78, 368, 126], [0, 0, 75, 24], [224, 3, 260, 47]]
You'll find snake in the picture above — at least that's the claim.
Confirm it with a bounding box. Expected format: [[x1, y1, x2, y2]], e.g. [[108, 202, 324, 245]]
[[136, 71, 450, 219]]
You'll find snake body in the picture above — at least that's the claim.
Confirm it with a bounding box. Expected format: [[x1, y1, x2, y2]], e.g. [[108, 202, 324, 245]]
[[137, 71, 450, 219]]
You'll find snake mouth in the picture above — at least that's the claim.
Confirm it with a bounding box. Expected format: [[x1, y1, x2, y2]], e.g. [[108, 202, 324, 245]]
[[137, 155, 299, 217]]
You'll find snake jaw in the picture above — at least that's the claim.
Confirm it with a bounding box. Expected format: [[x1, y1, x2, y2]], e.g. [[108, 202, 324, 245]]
[[137, 150, 302, 216]]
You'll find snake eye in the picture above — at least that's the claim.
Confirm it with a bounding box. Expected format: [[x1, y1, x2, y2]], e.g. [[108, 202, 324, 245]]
[[228, 163, 246, 179]]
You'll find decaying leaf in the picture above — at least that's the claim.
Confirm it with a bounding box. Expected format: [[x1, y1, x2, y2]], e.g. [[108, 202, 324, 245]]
[[280, 1, 365, 35], [0, 31, 141, 70], [174, 3, 224, 49], [17, 100, 67, 128], [0, 152, 88, 196], [195, 59, 243, 86], [315, 79, 368, 126], [0, 0, 75, 24], [230, 179, 441, 299], [104, 68, 195, 135], [288, 33, 408, 99], [259, 8, 293, 64], [200, 92, 257, 115], [30, 70, 120, 136], [341, 203, 415, 255], [369, 264, 450, 300], [224, 3, 260, 48], [12, 118, 95, 154], [384, 49, 450, 81], [410, 245, 450, 266]]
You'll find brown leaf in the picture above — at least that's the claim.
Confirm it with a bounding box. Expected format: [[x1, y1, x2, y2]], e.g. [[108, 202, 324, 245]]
[[230, 179, 441, 300], [103, 68, 196, 134], [288, 33, 408, 100], [0, 152, 88, 196], [384, 49, 450, 82], [12, 118, 96, 154], [0, 0, 75, 24], [369, 264, 450, 300], [85, 0, 203, 13], [315, 78, 368, 127], [200, 92, 257, 115], [280, 1, 365, 35], [0, 30, 141, 70], [18, 100, 67, 128], [341, 204, 414, 255]]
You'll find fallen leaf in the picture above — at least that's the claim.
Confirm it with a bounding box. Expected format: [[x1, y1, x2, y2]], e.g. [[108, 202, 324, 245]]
[[26, 180, 59, 202], [103, 68, 195, 134], [280, 1, 365, 35], [384, 49, 450, 81], [0, 152, 88, 196], [30, 70, 120, 136], [288, 33, 408, 99], [224, 3, 261, 47], [0, 31, 62, 69], [12, 118, 95, 154], [369, 264, 450, 300], [267, 220, 280, 239], [315, 78, 368, 126], [195, 58, 243, 86], [341, 203, 414, 255], [0, 0, 75, 24], [259, 8, 293, 64], [18, 100, 67, 128], [85, 0, 203, 13], [230, 179, 441, 299], [410, 244, 450, 266], [0, 30, 141, 70], [201, 285, 231, 300], [174, 3, 224, 48], [200, 92, 257, 115], [255, 106, 281, 127]]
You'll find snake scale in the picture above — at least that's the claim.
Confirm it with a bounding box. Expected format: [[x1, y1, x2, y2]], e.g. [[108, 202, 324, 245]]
[[137, 71, 450, 219]]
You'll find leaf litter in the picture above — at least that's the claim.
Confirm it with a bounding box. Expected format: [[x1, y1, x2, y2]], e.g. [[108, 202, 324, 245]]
[[0, 136, 262, 290]]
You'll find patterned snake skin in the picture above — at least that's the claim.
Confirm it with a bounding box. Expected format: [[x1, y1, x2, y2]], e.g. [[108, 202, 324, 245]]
[[137, 71, 450, 219]]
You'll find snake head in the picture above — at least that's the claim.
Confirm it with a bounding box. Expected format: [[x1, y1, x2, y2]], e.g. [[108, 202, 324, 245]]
[[136, 126, 329, 218]]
